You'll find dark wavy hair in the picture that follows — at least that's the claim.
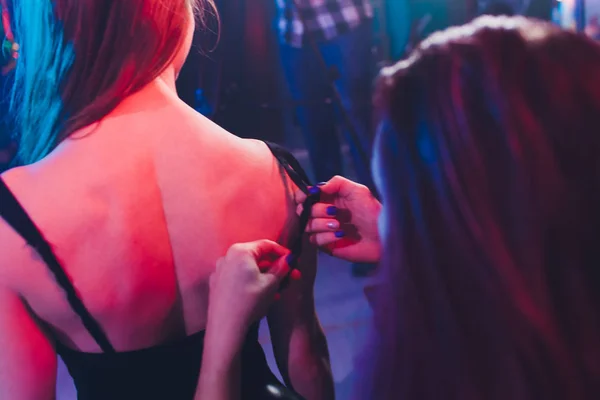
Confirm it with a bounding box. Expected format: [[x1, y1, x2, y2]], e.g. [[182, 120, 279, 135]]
[[9, 0, 215, 165], [368, 16, 600, 400], [482, 1, 515, 16]]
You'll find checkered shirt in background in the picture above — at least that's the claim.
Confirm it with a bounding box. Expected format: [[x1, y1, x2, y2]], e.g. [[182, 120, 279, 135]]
[[276, 0, 373, 48]]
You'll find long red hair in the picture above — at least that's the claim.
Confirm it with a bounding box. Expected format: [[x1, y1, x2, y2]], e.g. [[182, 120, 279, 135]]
[[10, 0, 215, 165]]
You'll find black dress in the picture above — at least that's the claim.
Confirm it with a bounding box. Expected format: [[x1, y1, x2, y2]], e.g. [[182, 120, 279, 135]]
[[0, 142, 316, 400]]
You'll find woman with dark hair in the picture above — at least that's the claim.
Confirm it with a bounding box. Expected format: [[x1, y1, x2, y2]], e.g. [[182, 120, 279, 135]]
[[481, 1, 515, 16], [291, 15, 600, 399], [0, 1, 333, 399]]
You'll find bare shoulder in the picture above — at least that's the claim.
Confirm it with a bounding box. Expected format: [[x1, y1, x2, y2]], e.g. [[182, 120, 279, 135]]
[[236, 138, 301, 245], [229, 138, 299, 200], [0, 217, 17, 281], [146, 106, 301, 243], [152, 107, 296, 190], [0, 167, 35, 287]]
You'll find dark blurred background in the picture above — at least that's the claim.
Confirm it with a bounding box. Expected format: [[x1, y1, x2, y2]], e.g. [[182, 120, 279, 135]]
[[0, 0, 590, 173], [174, 0, 560, 149]]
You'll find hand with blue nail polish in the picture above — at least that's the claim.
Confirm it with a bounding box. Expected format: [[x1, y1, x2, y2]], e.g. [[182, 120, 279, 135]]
[[296, 176, 382, 263], [308, 186, 321, 196]]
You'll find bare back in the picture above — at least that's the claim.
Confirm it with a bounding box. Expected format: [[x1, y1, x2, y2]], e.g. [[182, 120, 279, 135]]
[[0, 81, 297, 353]]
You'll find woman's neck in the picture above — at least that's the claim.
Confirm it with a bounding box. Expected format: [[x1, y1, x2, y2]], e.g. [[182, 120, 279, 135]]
[[107, 65, 181, 120]]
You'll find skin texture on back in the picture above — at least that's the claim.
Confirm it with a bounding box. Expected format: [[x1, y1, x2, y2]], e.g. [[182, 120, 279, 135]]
[[0, 78, 298, 352]]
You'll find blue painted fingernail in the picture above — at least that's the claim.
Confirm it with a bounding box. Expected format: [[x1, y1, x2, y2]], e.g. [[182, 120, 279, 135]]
[[286, 254, 296, 265], [335, 231, 345, 238], [327, 206, 337, 216], [308, 186, 321, 196], [317, 182, 327, 187]]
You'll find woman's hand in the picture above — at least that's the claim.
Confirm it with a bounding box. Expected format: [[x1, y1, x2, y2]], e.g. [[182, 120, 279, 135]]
[[206, 240, 291, 346], [197, 241, 292, 400], [297, 176, 382, 263]]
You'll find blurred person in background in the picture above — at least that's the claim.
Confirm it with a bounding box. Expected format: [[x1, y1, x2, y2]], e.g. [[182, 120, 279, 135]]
[[293, 15, 600, 400], [276, 0, 378, 277], [0, 71, 15, 172], [586, 15, 600, 40], [0, 0, 15, 172], [481, 1, 516, 16], [0, 0, 333, 399], [276, 0, 374, 193]]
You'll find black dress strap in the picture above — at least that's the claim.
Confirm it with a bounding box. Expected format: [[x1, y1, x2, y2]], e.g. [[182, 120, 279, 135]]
[[0, 178, 116, 354], [264, 141, 312, 194], [264, 142, 320, 278]]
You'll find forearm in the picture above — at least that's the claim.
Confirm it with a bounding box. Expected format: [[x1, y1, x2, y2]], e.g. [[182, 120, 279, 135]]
[[195, 323, 243, 400], [196, 354, 241, 400], [269, 302, 334, 400], [286, 318, 334, 400]]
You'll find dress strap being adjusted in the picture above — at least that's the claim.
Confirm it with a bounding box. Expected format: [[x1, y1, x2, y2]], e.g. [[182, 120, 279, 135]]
[[264, 142, 320, 269], [264, 141, 312, 194], [0, 178, 116, 354]]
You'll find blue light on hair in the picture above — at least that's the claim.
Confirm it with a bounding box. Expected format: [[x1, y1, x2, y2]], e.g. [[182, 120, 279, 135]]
[[416, 120, 436, 165], [10, 0, 75, 165]]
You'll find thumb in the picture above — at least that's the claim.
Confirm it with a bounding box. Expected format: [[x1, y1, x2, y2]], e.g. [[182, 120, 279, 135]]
[[247, 240, 289, 261], [263, 255, 291, 286], [319, 175, 356, 197]]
